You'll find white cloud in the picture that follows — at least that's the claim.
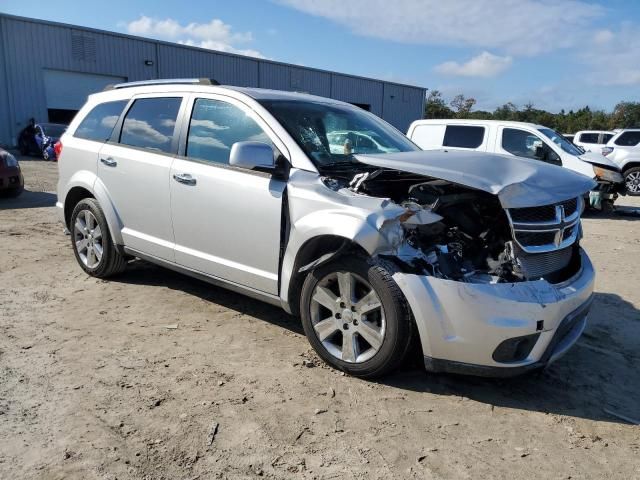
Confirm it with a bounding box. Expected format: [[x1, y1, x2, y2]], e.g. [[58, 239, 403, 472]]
[[583, 23, 640, 86], [593, 29, 614, 44], [277, 0, 604, 56], [125, 16, 265, 58], [435, 51, 512, 77]]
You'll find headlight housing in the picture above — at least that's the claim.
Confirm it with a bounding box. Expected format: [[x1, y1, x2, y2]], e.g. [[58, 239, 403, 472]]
[[593, 165, 623, 183], [5, 153, 18, 168]]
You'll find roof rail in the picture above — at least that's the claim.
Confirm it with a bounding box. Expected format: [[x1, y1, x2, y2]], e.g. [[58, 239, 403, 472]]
[[104, 78, 220, 91]]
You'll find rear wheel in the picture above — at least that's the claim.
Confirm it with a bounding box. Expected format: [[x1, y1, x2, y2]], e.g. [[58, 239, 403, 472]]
[[624, 167, 640, 196], [70, 198, 128, 278], [300, 255, 413, 378]]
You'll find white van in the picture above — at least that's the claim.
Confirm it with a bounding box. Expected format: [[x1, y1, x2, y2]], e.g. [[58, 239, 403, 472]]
[[407, 119, 624, 209], [573, 130, 615, 152]]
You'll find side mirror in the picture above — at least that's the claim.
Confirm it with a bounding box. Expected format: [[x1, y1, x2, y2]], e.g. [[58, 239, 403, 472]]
[[229, 141, 275, 170]]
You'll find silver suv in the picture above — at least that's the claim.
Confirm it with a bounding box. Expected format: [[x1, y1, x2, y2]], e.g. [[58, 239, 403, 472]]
[[57, 79, 596, 378]]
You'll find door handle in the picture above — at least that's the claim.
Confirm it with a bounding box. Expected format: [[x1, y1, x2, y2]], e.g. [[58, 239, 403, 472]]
[[173, 173, 197, 186], [100, 157, 117, 167]]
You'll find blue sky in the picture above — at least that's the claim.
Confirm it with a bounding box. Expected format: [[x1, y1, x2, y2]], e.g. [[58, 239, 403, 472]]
[[3, 0, 640, 112]]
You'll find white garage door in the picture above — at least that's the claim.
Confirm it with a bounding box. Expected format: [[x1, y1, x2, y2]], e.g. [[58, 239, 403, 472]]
[[43, 70, 126, 110]]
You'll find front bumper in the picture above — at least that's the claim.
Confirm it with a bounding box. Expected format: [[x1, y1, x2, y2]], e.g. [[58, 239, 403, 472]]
[[393, 249, 595, 377]]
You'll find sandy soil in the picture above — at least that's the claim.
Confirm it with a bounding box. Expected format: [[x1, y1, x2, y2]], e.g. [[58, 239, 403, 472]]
[[1, 158, 639, 480]]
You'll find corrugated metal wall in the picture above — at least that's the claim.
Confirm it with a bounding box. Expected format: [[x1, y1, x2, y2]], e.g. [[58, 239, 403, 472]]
[[0, 14, 426, 147], [0, 19, 12, 146], [382, 83, 427, 133], [158, 44, 260, 87], [331, 74, 385, 117]]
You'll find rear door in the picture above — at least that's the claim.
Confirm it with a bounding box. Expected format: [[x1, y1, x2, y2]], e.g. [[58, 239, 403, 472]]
[[170, 94, 288, 295], [97, 94, 186, 261]]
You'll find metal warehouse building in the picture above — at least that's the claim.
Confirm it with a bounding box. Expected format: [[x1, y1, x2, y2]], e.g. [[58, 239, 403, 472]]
[[0, 13, 426, 148]]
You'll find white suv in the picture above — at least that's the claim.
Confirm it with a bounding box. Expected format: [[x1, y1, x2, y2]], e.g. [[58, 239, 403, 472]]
[[602, 129, 640, 195], [57, 79, 596, 378], [407, 119, 624, 210]]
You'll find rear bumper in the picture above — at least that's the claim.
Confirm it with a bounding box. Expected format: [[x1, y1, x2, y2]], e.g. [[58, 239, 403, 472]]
[[393, 249, 595, 377]]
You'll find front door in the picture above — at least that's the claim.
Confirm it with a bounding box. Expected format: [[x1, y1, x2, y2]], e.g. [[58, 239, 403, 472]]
[[170, 95, 287, 295], [98, 95, 184, 261]]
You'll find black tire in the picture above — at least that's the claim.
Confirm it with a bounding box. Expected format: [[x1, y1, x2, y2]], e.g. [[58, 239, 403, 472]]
[[70, 198, 128, 278], [300, 255, 413, 378], [623, 167, 640, 196]]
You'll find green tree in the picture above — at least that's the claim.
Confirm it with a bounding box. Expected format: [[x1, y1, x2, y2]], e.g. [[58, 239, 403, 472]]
[[450, 94, 477, 118], [424, 90, 454, 119]]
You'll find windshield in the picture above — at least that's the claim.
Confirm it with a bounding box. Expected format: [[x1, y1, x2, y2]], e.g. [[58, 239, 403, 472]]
[[259, 99, 419, 168], [42, 124, 67, 137], [538, 127, 583, 156]]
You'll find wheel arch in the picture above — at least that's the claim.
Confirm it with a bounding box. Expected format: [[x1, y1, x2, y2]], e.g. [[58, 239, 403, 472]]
[[622, 161, 640, 173], [283, 234, 370, 317], [62, 172, 123, 245]]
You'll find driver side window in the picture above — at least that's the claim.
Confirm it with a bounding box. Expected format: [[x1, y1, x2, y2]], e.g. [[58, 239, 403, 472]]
[[186, 98, 272, 165], [502, 128, 561, 166]]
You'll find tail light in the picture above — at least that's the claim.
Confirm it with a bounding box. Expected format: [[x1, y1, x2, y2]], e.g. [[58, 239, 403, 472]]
[[602, 146, 614, 156], [54, 140, 63, 160]]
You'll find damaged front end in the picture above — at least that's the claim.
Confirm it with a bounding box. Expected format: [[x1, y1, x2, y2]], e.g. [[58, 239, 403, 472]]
[[286, 150, 597, 374], [336, 168, 585, 286]]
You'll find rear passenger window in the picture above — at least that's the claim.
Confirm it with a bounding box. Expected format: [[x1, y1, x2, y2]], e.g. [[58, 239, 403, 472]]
[[578, 133, 599, 143], [119, 97, 181, 153], [186, 98, 272, 165], [74, 100, 127, 142], [614, 131, 640, 146], [602, 134, 614, 143], [443, 125, 485, 148]]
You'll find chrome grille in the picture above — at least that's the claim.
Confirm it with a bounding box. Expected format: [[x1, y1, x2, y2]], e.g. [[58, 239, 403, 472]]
[[514, 244, 573, 279], [506, 197, 582, 253]]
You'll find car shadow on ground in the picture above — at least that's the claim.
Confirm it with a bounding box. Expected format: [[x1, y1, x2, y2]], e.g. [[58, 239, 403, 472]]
[[113, 260, 639, 425], [583, 205, 640, 221], [0, 190, 56, 210], [113, 260, 304, 336]]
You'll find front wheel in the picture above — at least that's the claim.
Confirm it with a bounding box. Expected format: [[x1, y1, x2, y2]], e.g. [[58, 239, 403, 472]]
[[624, 167, 640, 196], [70, 198, 128, 278], [300, 255, 413, 378]]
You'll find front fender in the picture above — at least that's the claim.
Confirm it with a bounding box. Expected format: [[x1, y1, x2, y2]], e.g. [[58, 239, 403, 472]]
[[61, 170, 124, 245], [279, 206, 404, 311]]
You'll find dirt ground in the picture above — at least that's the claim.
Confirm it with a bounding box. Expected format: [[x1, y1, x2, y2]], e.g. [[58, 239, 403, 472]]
[[1, 157, 639, 480]]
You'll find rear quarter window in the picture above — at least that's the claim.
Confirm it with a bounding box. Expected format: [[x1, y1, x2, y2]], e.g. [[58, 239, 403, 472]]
[[443, 125, 485, 148], [577, 132, 599, 143], [74, 100, 128, 142], [614, 131, 640, 147]]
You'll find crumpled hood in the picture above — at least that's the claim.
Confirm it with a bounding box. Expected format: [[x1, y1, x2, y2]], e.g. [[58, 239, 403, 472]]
[[354, 150, 596, 209], [579, 151, 621, 170]]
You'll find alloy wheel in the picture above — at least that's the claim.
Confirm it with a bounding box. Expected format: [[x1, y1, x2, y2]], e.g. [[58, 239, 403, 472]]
[[626, 171, 640, 194], [74, 210, 103, 268], [310, 271, 386, 363]]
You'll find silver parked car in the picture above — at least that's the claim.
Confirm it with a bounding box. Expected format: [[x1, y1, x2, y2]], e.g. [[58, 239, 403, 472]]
[[57, 79, 596, 378]]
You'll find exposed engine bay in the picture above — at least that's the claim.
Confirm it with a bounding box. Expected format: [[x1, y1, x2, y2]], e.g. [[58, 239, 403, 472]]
[[323, 168, 583, 284]]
